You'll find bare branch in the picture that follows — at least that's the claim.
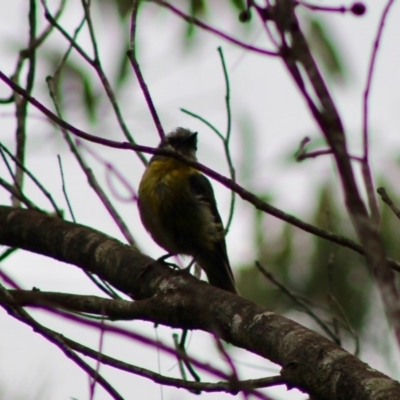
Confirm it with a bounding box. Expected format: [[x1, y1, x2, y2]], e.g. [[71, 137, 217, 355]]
[[150, 0, 278, 57], [12, 0, 37, 207], [65, 335, 284, 396], [41, 0, 148, 165], [361, 0, 395, 224], [127, 0, 165, 141], [0, 282, 124, 400], [378, 187, 400, 221]]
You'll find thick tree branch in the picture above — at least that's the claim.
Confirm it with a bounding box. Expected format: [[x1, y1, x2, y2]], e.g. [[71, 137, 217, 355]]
[[0, 206, 399, 399], [8, 289, 156, 320]]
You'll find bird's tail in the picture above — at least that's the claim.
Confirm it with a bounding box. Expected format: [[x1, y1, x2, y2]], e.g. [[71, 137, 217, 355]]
[[197, 249, 238, 294]]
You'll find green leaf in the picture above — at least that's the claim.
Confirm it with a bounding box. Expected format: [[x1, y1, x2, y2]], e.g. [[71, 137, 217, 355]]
[[43, 50, 98, 123], [81, 74, 97, 122], [57, 60, 98, 122], [306, 18, 346, 81], [115, 43, 130, 89], [183, 0, 206, 41], [378, 181, 400, 261], [190, 0, 206, 16], [98, 0, 132, 19], [116, 0, 134, 18], [307, 183, 370, 330], [229, 0, 245, 11], [185, 22, 196, 40]]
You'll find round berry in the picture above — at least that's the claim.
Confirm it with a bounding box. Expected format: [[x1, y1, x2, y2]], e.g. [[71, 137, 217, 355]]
[[351, 2, 366, 16]]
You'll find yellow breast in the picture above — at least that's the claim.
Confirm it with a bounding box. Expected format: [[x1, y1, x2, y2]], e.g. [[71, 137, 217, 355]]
[[139, 159, 196, 204]]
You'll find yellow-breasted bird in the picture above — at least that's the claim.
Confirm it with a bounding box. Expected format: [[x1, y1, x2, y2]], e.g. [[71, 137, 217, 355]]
[[138, 128, 237, 294]]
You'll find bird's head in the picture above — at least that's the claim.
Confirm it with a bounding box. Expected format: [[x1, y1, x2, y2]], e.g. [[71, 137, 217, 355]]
[[158, 128, 198, 159]]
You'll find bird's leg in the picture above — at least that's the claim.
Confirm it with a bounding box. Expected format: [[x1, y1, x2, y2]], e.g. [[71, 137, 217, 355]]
[[138, 253, 179, 280], [158, 253, 173, 263], [182, 252, 201, 272], [182, 257, 196, 272], [157, 253, 181, 270]]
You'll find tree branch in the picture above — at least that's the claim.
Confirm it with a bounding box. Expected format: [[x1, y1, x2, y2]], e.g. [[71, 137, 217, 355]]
[[0, 206, 399, 399]]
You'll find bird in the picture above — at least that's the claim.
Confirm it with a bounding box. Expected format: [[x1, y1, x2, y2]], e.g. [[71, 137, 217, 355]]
[[138, 128, 237, 294]]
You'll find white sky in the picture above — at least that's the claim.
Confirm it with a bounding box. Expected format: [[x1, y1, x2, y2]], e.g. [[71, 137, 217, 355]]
[[0, 0, 400, 399]]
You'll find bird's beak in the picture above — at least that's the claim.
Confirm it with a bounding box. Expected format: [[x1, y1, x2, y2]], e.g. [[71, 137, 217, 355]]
[[187, 131, 198, 144]]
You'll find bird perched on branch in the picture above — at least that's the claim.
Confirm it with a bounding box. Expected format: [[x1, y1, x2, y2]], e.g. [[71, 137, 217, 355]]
[[138, 128, 237, 294]]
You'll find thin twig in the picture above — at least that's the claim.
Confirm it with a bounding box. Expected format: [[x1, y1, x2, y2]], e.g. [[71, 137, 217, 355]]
[[77, 140, 137, 203], [64, 335, 284, 396], [47, 79, 124, 300], [0, 261, 22, 289], [31, 305, 234, 381], [320, 206, 359, 356], [128, 0, 165, 140], [89, 312, 106, 400], [294, 137, 334, 162], [0, 176, 41, 210], [297, 149, 333, 162], [255, 262, 340, 344], [181, 109, 223, 139], [0, 284, 124, 400], [42, 0, 147, 165], [0, 247, 18, 263], [180, 106, 237, 233], [80, 0, 99, 60], [12, 0, 37, 207], [0, 143, 62, 216], [53, 15, 86, 81], [0, 146, 20, 191], [213, 335, 240, 390], [362, 0, 394, 224], [218, 47, 236, 234], [173, 330, 203, 393], [154, 326, 165, 399], [326, 250, 342, 347], [57, 155, 76, 222], [297, 2, 347, 13], [172, 332, 201, 390], [150, 0, 278, 57], [377, 187, 400, 221], [328, 291, 360, 357], [46, 76, 137, 248], [0, 0, 65, 101], [33, 0, 66, 48]]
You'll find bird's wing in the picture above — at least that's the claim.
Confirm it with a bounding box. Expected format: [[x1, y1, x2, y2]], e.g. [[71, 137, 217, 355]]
[[188, 172, 224, 230], [188, 172, 237, 293], [188, 172, 230, 260]]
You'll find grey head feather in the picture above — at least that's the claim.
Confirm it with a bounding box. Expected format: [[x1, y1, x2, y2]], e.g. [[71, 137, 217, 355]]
[[154, 128, 198, 160]]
